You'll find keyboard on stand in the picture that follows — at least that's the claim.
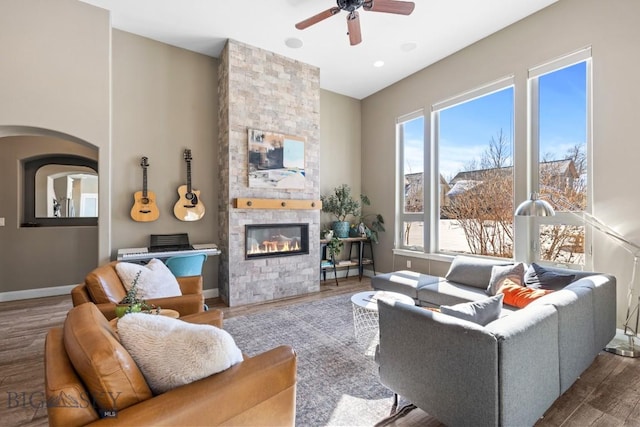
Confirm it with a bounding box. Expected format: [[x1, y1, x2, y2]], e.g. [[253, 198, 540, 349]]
[[117, 243, 220, 262]]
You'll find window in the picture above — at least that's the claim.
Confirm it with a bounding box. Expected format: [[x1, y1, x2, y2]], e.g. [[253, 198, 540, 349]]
[[529, 49, 591, 266], [435, 78, 515, 258], [397, 113, 425, 251], [395, 49, 591, 267]]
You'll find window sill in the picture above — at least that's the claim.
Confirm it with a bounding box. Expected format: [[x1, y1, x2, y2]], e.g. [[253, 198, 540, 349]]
[[392, 249, 454, 263]]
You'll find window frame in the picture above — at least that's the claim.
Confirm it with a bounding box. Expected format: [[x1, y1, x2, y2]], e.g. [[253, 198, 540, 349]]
[[431, 76, 515, 258], [394, 49, 592, 268], [396, 110, 427, 251], [526, 48, 592, 268]]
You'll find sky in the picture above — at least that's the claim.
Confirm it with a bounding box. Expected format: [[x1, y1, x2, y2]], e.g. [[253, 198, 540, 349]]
[[403, 61, 587, 180]]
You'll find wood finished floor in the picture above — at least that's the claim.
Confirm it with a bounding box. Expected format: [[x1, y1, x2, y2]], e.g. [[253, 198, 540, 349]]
[[1, 277, 639, 426]]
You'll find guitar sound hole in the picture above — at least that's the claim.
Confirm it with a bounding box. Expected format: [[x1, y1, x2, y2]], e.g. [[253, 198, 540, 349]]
[[141, 198, 149, 204]]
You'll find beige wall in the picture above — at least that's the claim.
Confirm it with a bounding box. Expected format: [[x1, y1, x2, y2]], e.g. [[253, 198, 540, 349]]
[[319, 90, 362, 228], [111, 30, 220, 291], [0, 0, 360, 297], [0, 0, 109, 296], [361, 0, 640, 325]]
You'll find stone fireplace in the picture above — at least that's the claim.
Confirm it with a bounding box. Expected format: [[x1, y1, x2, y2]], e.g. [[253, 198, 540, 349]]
[[218, 40, 321, 306]]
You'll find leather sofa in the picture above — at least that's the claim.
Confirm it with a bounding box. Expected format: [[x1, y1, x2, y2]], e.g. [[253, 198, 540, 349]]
[[45, 302, 297, 426], [71, 261, 204, 320], [373, 256, 616, 426]]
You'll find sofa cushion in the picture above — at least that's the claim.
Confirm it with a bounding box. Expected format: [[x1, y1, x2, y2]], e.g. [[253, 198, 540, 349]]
[[497, 279, 554, 308], [118, 313, 244, 394], [440, 294, 504, 326], [445, 255, 512, 289], [417, 280, 494, 307], [487, 263, 526, 295], [63, 303, 152, 412], [371, 270, 441, 299], [524, 263, 575, 290], [115, 259, 182, 300]]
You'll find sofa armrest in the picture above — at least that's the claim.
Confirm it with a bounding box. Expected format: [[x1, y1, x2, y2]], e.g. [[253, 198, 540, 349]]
[[92, 293, 206, 321], [177, 275, 203, 295], [70, 284, 92, 307], [377, 300, 500, 427], [179, 309, 224, 329], [88, 345, 297, 426], [146, 293, 204, 317]]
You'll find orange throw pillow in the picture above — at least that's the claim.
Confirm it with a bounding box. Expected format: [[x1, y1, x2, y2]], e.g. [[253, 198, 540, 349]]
[[498, 278, 554, 308]]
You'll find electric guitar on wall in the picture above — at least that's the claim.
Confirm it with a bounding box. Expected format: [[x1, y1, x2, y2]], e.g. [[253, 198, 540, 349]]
[[173, 149, 205, 221], [130, 156, 160, 222]]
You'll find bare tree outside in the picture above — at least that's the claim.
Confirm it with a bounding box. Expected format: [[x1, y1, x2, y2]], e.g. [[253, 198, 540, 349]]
[[538, 143, 587, 264], [403, 172, 423, 245], [442, 129, 514, 257]]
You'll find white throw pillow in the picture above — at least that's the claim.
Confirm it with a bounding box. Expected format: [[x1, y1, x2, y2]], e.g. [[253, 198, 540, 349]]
[[486, 263, 526, 296], [117, 313, 244, 394], [115, 259, 182, 299]]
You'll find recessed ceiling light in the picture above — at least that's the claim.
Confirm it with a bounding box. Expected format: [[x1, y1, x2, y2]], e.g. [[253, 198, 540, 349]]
[[285, 37, 303, 49], [373, 60, 385, 68], [400, 42, 418, 52]]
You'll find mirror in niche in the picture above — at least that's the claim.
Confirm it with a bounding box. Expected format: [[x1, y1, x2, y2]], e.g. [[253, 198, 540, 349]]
[[35, 165, 98, 218], [23, 155, 98, 227]]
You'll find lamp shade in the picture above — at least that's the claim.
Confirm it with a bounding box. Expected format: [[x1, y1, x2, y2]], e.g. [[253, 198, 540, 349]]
[[515, 193, 555, 217]]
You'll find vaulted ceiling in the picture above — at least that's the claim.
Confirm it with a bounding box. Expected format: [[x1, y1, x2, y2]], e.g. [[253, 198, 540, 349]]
[[80, 0, 558, 99]]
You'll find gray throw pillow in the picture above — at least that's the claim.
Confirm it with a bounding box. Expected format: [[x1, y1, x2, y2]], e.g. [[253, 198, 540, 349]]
[[486, 263, 526, 295], [524, 263, 575, 290], [440, 294, 504, 326], [445, 255, 511, 289]]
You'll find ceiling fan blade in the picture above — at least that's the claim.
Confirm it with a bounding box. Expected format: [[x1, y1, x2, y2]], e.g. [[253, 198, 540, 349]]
[[295, 7, 341, 30], [363, 0, 415, 15], [347, 11, 362, 46]]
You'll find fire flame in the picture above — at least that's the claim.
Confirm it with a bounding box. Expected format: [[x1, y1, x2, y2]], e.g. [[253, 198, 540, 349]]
[[247, 239, 301, 255]]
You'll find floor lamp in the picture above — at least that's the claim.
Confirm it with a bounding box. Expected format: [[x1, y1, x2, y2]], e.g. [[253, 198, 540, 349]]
[[515, 193, 640, 358]]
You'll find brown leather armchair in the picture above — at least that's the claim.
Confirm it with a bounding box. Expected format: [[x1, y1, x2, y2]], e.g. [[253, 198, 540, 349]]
[[71, 261, 204, 320], [45, 303, 297, 427]]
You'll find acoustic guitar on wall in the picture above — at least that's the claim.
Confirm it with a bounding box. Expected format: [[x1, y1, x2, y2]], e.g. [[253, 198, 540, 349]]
[[174, 149, 205, 221], [130, 156, 160, 222]]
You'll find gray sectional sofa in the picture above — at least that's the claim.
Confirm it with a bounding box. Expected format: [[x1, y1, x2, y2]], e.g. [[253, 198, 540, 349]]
[[372, 255, 617, 427]]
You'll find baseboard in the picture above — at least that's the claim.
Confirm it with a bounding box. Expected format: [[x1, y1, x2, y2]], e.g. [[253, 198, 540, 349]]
[[203, 288, 219, 299], [0, 285, 220, 302], [322, 269, 376, 280], [0, 284, 77, 302]]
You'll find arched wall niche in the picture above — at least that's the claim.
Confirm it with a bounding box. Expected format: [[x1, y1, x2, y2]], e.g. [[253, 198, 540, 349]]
[[0, 126, 100, 227]]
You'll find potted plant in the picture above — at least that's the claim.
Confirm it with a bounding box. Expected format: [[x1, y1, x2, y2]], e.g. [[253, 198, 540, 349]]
[[115, 271, 159, 317], [356, 193, 386, 243], [325, 236, 344, 260], [321, 184, 362, 238]]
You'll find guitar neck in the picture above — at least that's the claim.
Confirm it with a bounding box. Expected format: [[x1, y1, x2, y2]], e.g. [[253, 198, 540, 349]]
[[142, 167, 148, 198], [186, 160, 192, 194]]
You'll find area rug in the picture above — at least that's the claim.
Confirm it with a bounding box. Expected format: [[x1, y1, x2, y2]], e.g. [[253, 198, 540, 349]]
[[223, 293, 398, 427]]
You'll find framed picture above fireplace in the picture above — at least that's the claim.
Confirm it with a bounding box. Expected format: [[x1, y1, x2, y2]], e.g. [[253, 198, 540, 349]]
[[248, 128, 305, 189]]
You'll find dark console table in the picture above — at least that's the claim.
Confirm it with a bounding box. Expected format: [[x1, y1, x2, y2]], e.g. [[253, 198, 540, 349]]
[[320, 236, 376, 286]]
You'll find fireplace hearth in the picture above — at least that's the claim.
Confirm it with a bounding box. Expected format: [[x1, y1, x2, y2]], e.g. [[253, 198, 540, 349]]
[[245, 223, 309, 259]]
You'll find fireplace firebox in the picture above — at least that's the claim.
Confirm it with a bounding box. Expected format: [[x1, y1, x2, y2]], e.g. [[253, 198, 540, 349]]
[[245, 223, 309, 259]]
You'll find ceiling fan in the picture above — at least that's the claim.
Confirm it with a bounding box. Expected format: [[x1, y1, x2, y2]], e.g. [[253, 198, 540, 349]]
[[295, 0, 415, 46]]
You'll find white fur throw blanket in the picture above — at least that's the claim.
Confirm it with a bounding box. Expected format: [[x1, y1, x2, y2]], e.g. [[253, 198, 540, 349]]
[[118, 313, 243, 394]]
